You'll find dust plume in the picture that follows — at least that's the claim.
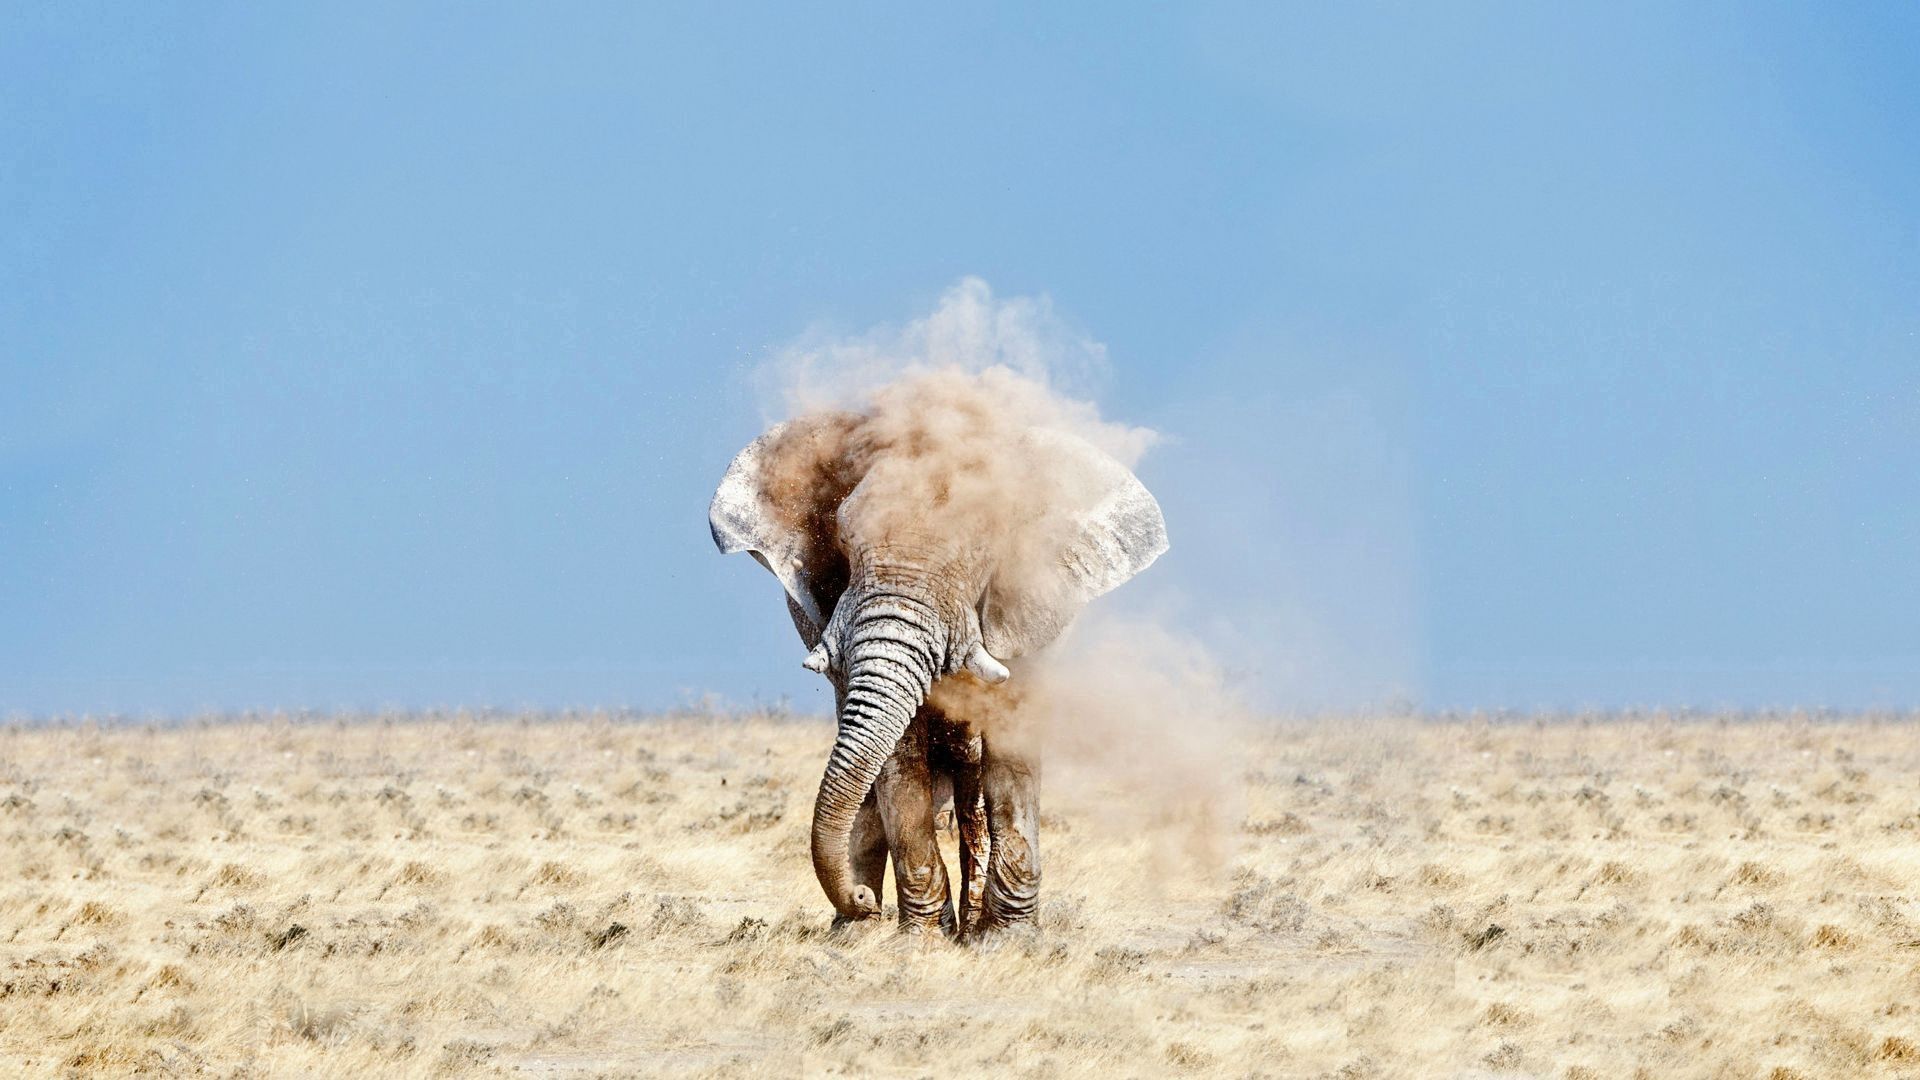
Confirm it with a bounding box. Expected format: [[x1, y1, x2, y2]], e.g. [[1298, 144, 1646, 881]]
[[760, 277, 1125, 430], [1001, 613, 1249, 878], [755, 277, 1246, 871]]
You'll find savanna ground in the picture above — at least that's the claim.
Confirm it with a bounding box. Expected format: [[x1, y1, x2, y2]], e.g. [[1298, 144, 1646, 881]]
[[3, 710, 1919, 1078]]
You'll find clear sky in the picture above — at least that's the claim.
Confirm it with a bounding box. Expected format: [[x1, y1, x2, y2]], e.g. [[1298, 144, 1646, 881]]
[[4, 4, 1915, 718]]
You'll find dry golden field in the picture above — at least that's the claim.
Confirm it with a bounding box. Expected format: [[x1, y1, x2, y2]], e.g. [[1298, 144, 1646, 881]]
[[3, 710, 1919, 1078]]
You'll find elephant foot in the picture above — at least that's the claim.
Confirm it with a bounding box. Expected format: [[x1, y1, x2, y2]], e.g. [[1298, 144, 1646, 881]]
[[966, 918, 1044, 953], [893, 921, 960, 949], [876, 714, 956, 937], [890, 854, 955, 936], [928, 713, 990, 941], [894, 889, 955, 937], [980, 736, 1041, 936]]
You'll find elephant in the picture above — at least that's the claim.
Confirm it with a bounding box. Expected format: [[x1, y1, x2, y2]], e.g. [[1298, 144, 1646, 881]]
[[708, 391, 1167, 936]]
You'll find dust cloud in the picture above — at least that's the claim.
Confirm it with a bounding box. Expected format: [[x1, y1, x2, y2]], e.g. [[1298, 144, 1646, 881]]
[[756, 277, 1246, 872], [1004, 614, 1248, 878]]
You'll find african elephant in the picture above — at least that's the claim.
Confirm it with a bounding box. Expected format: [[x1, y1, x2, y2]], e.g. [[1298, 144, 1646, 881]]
[[708, 387, 1167, 934]]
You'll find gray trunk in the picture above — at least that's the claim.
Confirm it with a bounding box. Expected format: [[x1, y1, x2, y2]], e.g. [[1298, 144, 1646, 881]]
[[809, 600, 939, 917]]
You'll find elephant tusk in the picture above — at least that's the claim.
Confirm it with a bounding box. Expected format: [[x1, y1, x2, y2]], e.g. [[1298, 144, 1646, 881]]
[[965, 643, 1010, 685], [802, 643, 830, 674]]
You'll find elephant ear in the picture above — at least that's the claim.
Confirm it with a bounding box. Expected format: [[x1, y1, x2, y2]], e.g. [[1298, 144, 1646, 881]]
[[978, 429, 1168, 660], [709, 414, 862, 633]]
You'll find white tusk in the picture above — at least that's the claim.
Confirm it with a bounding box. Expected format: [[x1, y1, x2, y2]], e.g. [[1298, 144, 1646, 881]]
[[802, 643, 830, 674], [965, 643, 1010, 685]]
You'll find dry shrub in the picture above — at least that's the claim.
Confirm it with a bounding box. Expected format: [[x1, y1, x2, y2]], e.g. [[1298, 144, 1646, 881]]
[[1594, 861, 1637, 885], [395, 861, 442, 887], [1731, 861, 1784, 889], [1880, 1036, 1919, 1062], [209, 863, 263, 890], [529, 861, 582, 888], [1811, 924, 1855, 949], [73, 900, 120, 926], [146, 964, 191, 991], [1482, 1002, 1535, 1028]]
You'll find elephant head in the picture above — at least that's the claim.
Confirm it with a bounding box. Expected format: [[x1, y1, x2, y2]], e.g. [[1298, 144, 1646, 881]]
[[709, 389, 1167, 918]]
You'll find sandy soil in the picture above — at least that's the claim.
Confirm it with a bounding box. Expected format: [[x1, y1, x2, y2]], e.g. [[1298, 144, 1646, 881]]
[[2, 710, 1918, 1077]]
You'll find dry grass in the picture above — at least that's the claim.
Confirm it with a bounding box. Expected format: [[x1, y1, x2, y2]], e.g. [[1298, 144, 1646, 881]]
[[3, 710, 1919, 1077]]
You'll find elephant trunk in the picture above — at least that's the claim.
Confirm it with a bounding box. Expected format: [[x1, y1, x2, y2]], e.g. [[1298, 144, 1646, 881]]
[[810, 596, 941, 918]]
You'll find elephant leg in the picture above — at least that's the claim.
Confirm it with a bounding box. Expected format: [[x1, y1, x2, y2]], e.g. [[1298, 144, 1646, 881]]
[[951, 758, 990, 940], [850, 789, 889, 901], [980, 730, 1042, 932], [932, 722, 990, 941], [874, 712, 954, 935]]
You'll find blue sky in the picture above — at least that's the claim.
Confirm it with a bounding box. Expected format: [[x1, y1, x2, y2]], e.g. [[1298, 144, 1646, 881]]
[[3, 4, 1915, 717]]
